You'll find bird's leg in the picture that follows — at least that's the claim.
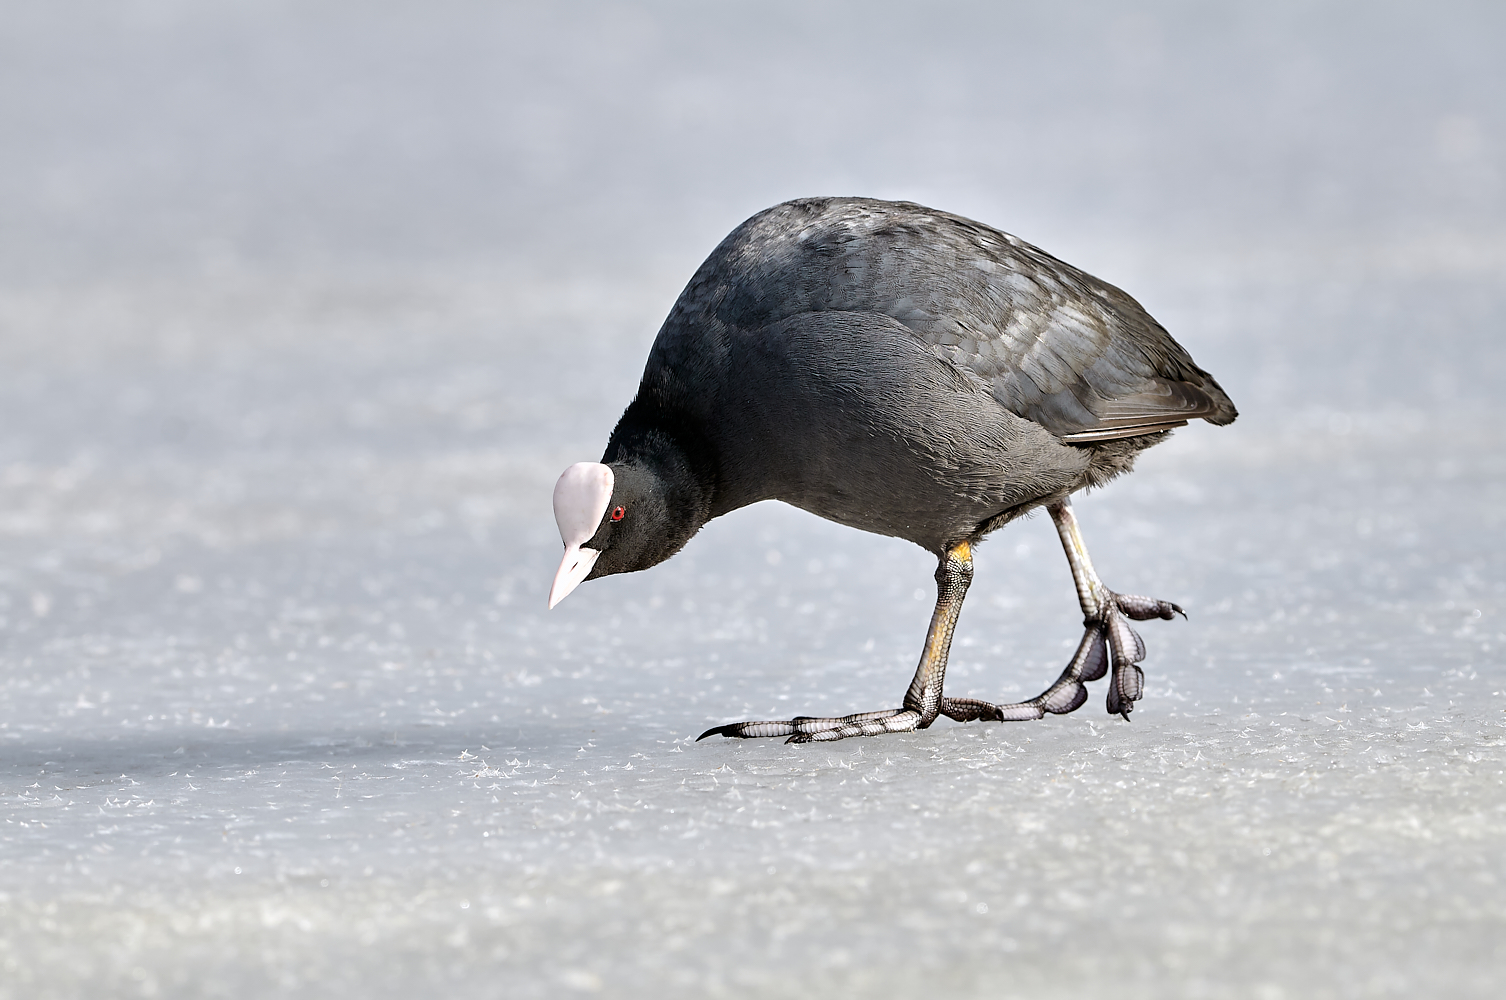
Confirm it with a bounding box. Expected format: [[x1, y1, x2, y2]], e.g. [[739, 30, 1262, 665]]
[[942, 497, 1183, 725], [698, 541, 975, 744]]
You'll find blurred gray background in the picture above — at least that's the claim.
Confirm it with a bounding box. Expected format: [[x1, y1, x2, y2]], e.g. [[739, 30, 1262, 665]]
[[1, 2, 1503, 998]]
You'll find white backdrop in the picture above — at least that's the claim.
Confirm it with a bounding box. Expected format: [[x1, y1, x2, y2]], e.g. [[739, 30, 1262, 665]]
[[1, 3, 1503, 997]]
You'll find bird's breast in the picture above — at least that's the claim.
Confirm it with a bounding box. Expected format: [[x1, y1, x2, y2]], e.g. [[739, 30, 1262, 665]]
[[697, 310, 1091, 552]]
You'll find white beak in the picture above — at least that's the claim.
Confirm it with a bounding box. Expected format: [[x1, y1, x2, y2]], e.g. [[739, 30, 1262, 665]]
[[549, 544, 601, 609], [548, 462, 614, 609]]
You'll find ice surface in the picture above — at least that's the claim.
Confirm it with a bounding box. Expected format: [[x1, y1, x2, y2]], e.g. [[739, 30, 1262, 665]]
[[2, 3, 1504, 998]]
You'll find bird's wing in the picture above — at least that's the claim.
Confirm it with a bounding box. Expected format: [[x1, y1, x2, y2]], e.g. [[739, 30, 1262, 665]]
[[902, 247, 1238, 443], [711, 200, 1238, 443]]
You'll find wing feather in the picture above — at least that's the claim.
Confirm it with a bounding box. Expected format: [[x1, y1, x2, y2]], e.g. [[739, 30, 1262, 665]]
[[686, 198, 1238, 441]]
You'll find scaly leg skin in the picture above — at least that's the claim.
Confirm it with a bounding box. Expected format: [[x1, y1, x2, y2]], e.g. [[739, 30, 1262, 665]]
[[698, 541, 975, 744], [949, 498, 1184, 724]]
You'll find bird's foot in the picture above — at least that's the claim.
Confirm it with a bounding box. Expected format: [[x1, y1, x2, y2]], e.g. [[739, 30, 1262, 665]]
[[1099, 591, 1182, 718], [697, 708, 923, 744], [948, 592, 1182, 724]]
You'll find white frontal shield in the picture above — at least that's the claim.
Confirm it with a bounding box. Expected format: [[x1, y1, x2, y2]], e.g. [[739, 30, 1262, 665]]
[[549, 462, 614, 608]]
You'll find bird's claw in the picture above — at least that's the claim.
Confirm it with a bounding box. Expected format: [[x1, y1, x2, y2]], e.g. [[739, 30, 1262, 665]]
[[697, 588, 1183, 743], [957, 589, 1175, 724]]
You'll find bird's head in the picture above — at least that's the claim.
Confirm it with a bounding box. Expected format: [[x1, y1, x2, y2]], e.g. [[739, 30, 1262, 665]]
[[547, 461, 683, 608]]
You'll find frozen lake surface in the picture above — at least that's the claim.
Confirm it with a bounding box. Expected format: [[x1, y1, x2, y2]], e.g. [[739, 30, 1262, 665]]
[[2, 3, 1504, 997]]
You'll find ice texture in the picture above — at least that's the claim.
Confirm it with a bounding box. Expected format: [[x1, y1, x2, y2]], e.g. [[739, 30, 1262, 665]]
[[2, 3, 1505, 998]]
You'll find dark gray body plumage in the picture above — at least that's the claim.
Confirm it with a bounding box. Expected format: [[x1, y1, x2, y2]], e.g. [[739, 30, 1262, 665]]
[[608, 197, 1235, 557]]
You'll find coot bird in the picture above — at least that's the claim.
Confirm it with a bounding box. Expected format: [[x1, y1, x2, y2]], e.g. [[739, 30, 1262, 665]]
[[550, 198, 1235, 743]]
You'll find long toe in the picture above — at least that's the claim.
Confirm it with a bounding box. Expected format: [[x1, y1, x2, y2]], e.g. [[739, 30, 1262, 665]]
[[1103, 607, 1149, 719], [1115, 594, 1185, 620], [699, 708, 909, 742], [785, 710, 922, 743], [1106, 661, 1146, 719], [1075, 626, 1110, 682], [1039, 680, 1089, 715], [940, 697, 1048, 723], [698, 720, 802, 740], [938, 697, 1004, 722], [1107, 612, 1146, 665]]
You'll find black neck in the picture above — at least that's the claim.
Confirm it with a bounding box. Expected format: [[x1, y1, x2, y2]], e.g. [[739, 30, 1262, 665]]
[[602, 399, 717, 550]]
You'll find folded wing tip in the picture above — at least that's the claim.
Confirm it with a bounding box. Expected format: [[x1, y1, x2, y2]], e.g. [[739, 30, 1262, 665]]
[[1059, 421, 1188, 445]]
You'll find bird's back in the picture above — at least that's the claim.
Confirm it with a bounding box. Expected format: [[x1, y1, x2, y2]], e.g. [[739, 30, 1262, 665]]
[[652, 197, 1236, 444]]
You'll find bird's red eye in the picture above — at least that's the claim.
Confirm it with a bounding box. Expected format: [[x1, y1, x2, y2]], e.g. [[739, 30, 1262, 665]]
[[610, 505, 626, 521]]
